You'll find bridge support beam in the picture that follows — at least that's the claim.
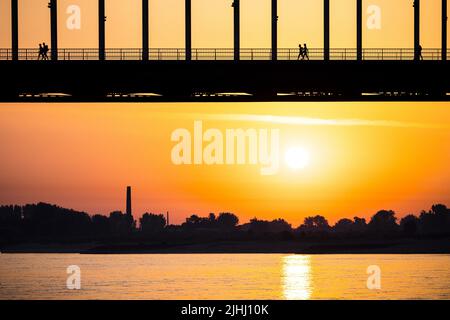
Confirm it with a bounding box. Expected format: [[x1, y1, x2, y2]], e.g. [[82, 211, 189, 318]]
[[271, 0, 277, 61], [11, 0, 18, 61], [443, 0, 447, 61], [142, 0, 149, 60], [414, 0, 420, 60], [99, 0, 105, 60], [356, 0, 362, 60], [185, 0, 191, 61], [324, 0, 330, 60], [233, 1, 240, 61], [49, 0, 58, 61]]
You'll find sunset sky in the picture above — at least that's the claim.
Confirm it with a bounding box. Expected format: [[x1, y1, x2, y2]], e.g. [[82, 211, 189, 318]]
[[0, 1, 449, 226], [0, 0, 449, 48], [1, 102, 449, 226]]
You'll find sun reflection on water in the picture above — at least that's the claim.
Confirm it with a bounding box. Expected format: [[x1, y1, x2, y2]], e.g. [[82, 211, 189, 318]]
[[282, 255, 312, 300]]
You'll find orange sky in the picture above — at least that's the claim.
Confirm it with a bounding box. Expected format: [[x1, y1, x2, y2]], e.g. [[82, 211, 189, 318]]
[[0, 0, 449, 49], [0, 102, 449, 226], [0, 1, 449, 225]]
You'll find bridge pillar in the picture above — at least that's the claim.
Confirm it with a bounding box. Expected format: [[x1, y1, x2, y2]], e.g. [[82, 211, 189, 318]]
[[272, 0, 277, 61], [185, 0, 191, 61], [356, 0, 362, 60], [99, 0, 106, 60], [142, 0, 149, 60], [414, 0, 420, 60], [233, 0, 240, 61], [443, 0, 447, 61], [49, 0, 58, 61], [324, 0, 330, 60], [11, 0, 18, 61]]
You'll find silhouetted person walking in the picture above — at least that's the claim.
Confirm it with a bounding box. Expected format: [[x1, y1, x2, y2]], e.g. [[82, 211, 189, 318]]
[[37, 44, 44, 60], [42, 43, 49, 60], [418, 45, 423, 60], [297, 44, 304, 60], [303, 43, 309, 60]]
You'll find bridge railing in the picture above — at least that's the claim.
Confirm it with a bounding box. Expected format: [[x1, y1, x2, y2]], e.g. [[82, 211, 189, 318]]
[[0, 48, 448, 61]]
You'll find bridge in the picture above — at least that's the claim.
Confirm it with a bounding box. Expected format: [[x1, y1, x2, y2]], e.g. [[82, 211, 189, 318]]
[[1, 0, 449, 102]]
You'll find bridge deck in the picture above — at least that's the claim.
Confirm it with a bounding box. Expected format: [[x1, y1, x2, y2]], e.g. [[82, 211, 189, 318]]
[[1, 60, 449, 103], [1, 48, 448, 61]]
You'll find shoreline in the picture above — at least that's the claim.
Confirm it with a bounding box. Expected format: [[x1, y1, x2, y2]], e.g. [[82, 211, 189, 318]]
[[2, 238, 450, 255]]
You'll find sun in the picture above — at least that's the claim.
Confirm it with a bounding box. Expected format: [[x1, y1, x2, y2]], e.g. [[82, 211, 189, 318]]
[[285, 147, 311, 170]]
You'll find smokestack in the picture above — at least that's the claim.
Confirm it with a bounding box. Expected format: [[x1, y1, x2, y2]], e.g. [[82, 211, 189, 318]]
[[126, 186, 132, 216]]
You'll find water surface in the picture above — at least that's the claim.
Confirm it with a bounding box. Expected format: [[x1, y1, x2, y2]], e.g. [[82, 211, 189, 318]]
[[0, 254, 449, 299]]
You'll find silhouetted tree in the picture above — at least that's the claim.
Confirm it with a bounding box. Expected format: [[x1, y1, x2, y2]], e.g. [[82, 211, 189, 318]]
[[0, 205, 23, 241], [92, 214, 110, 236], [368, 210, 399, 235], [333, 218, 354, 233], [270, 219, 292, 232], [333, 217, 367, 235], [183, 214, 213, 229], [352, 217, 368, 233], [0, 205, 22, 224], [18, 203, 92, 238], [245, 218, 292, 233], [109, 211, 135, 235], [208, 213, 216, 223], [297, 215, 330, 235], [419, 204, 450, 235], [245, 218, 270, 233], [400, 214, 419, 237], [140, 213, 166, 234], [217, 212, 239, 229], [185, 214, 201, 225], [431, 204, 449, 216]]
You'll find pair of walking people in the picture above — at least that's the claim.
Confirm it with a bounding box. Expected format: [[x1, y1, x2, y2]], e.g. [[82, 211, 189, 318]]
[[297, 43, 309, 60], [38, 43, 49, 60]]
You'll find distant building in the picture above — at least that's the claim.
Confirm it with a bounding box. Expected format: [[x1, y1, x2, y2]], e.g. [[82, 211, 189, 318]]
[[126, 186, 132, 217]]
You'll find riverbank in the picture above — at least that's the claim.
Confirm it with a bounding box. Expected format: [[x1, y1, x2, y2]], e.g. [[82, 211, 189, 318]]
[[2, 238, 450, 254]]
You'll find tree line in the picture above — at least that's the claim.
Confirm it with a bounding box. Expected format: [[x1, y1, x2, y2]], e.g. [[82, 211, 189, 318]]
[[0, 202, 449, 244]]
